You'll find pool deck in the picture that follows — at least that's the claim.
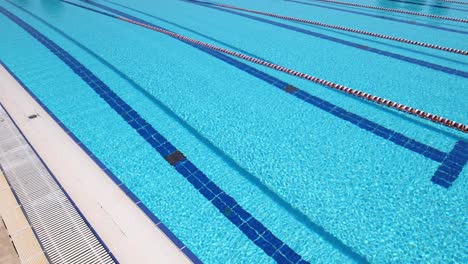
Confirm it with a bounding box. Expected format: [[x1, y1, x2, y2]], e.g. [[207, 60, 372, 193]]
[[0, 170, 47, 264], [0, 65, 192, 263], [0, 216, 20, 264]]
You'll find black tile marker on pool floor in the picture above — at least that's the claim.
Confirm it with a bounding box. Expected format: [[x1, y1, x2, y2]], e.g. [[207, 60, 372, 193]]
[[0, 6, 311, 264], [3, 0, 465, 261], [3, 1, 369, 261], [71, 0, 466, 188]]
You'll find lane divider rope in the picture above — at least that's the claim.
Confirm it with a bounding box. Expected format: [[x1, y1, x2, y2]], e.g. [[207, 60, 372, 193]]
[[312, 0, 468, 23], [192, 0, 468, 55], [283, 0, 468, 35], [439, 0, 468, 4], [63, 0, 468, 133], [0, 6, 312, 263]]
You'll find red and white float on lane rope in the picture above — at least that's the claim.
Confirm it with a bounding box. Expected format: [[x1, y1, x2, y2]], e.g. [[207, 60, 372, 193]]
[[120, 17, 468, 133]]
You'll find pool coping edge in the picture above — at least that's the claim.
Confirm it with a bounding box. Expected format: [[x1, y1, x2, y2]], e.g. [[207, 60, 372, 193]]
[[0, 62, 199, 264]]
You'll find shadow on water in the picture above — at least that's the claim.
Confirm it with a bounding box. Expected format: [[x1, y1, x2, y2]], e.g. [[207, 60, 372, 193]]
[[4, 1, 371, 262], [385, 0, 468, 12], [378, 0, 450, 15], [12, 0, 30, 7], [343, 1, 459, 27], [377, 0, 424, 11], [301, 0, 467, 29], [298, 20, 468, 67], [97, 2, 467, 133], [321, 0, 451, 15], [100, 0, 272, 62], [40, 0, 63, 14], [186, 0, 468, 79], [95, 0, 467, 140], [427, 1, 450, 15]]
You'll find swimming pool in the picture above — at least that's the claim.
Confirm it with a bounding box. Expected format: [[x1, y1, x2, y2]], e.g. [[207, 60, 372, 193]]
[[0, 0, 467, 262]]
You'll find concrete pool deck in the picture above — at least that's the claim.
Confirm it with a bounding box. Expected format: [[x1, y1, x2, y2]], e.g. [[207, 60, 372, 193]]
[[0, 216, 20, 264], [0, 65, 192, 263], [0, 171, 47, 264]]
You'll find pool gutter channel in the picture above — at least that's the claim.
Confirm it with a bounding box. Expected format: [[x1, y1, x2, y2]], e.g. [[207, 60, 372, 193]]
[[1, 1, 467, 263], [0, 101, 115, 263], [0, 6, 311, 264], [0, 166, 49, 264], [0, 63, 195, 263]]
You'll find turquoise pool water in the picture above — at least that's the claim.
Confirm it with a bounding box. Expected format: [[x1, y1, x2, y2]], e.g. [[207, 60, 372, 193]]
[[0, 0, 467, 262]]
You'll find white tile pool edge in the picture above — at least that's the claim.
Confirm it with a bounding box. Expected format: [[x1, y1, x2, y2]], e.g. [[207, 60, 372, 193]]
[[0, 65, 192, 264]]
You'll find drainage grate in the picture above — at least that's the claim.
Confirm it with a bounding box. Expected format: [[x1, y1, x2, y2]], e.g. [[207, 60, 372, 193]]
[[0, 105, 115, 264]]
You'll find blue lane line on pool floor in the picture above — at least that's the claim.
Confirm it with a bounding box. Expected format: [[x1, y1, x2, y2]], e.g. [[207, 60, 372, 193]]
[[0, 6, 310, 264], [431, 141, 468, 188], [101, 0, 467, 68], [285, 0, 468, 35], [4, 2, 372, 262], [74, 0, 467, 188], [80, 0, 467, 189], [186, 0, 468, 79]]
